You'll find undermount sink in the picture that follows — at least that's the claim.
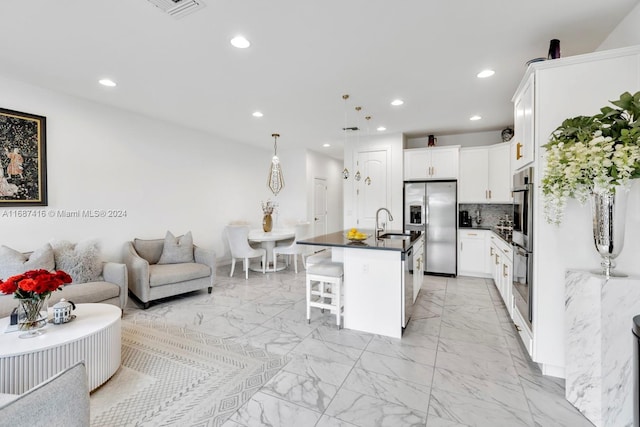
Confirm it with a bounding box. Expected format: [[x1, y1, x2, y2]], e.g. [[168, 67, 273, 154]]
[[378, 233, 411, 240]]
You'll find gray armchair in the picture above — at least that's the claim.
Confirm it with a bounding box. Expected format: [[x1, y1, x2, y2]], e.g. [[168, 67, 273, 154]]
[[123, 237, 216, 309]]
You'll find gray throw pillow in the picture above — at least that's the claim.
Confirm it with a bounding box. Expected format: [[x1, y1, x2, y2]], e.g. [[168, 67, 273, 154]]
[[157, 231, 194, 264], [51, 240, 102, 284], [0, 243, 55, 280]]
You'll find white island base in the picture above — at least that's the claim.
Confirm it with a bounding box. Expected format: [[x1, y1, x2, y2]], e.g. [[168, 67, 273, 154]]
[[335, 247, 404, 339], [565, 270, 640, 427]]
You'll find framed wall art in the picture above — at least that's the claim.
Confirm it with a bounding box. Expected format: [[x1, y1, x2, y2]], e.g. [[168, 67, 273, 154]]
[[0, 108, 47, 206]]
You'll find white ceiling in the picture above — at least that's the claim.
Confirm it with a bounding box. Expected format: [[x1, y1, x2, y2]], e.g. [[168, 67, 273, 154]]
[[0, 0, 636, 159]]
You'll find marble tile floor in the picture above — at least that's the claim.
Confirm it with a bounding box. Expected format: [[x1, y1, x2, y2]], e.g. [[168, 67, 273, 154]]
[[121, 265, 594, 427]]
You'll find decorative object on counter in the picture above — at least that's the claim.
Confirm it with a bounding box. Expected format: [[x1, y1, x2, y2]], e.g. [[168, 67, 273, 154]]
[[428, 134, 437, 147], [0, 269, 72, 338], [501, 127, 514, 142], [542, 91, 640, 276], [261, 200, 277, 232], [547, 39, 561, 60], [267, 133, 285, 196]]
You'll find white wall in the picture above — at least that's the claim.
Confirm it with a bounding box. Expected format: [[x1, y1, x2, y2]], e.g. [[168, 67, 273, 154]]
[[0, 74, 332, 263], [597, 3, 640, 51], [406, 130, 504, 149], [306, 150, 343, 234]]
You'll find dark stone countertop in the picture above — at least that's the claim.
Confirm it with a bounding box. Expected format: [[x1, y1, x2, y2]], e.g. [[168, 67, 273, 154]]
[[297, 229, 422, 253]]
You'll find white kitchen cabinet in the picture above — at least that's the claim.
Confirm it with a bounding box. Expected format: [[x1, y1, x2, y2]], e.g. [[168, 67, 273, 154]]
[[512, 73, 535, 173], [412, 235, 424, 302], [488, 143, 512, 203], [459, 144, 512, 203], [458, 229, 490, 277], [489, 233, 513, 317], [404, 146, 460, 180], [458, 148, 489, 202]]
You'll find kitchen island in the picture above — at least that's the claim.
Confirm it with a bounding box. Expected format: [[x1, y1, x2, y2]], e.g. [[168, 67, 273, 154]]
[[297, 229, 424, 338]]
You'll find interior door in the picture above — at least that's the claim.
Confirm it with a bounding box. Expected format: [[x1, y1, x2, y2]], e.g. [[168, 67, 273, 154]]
[[313, 178, 327, 237], [356, 150, 388, 229]]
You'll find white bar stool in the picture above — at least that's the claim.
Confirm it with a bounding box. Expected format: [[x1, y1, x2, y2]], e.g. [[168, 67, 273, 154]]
[[306, 261, 344, 329]]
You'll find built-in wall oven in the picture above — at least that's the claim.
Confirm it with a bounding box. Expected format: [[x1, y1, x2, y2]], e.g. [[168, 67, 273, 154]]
[[512, 167, 534, 329]]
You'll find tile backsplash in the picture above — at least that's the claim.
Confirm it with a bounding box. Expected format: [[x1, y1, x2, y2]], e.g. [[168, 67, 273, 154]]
[[459, 203, 512, 228]]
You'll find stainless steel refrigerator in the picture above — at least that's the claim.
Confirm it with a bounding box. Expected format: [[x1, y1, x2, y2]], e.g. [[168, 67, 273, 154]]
[[404, 181, 457, 276]]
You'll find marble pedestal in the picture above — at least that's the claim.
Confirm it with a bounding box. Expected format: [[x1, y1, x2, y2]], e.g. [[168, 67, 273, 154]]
[[565, 270, 640, 427]]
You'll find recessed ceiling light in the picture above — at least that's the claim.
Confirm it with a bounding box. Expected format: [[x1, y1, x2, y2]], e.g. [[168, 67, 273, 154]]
[[252, 111, 263, 117], [377, 126, 386, 131], [470, 115, 482, 121], [391, 99, 404, 106], [477, 69, 495, 78], [323, 143, 331, 148], [98, 79, 116, 87], [230, 36, 251, 49]]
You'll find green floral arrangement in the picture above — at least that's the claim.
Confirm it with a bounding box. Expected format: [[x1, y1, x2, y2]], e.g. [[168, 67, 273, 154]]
[[541, 91, 640, 225]]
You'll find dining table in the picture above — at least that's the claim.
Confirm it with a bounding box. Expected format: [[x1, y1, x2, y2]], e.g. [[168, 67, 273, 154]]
[[247, 228, 295, 272]]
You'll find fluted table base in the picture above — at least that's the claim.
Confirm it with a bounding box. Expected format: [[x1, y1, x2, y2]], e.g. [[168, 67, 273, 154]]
[[0, 303, 121, 394]]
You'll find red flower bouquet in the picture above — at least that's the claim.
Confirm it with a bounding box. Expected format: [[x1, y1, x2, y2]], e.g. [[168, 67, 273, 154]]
[[0, 269, 72, 300]]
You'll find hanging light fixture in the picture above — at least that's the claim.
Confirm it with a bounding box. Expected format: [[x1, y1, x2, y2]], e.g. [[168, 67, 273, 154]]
[[342, 94, 350, 180], [267, 133, 285, 195], [354, 106, 362, 182]]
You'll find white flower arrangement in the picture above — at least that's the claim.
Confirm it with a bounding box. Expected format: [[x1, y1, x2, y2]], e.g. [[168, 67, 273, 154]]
[[541, 91, 640, 225], [261, 200, 277, 215]]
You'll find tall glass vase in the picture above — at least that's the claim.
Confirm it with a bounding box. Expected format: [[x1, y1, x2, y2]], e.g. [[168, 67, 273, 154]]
[[18, 296, 49, 338], [590, 186, 630, 277]]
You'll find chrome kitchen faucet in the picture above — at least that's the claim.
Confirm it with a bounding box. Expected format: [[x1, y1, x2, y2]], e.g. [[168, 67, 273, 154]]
[[375, 208, 394, 239]]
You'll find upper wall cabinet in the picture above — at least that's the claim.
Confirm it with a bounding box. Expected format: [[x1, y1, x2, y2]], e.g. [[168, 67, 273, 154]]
[[512, 74, 535, 172], [459, 143, 512, 203], [404, 146, 460, 180]]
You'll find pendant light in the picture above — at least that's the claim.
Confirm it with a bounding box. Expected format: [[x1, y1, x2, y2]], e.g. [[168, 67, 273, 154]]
[[267, 133, 285, 196], [342, 94, 350, 180], [354, 106, 362, 182]]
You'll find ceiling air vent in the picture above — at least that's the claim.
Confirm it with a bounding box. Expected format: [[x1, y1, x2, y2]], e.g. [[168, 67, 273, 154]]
[[146, 0, 206, 19]]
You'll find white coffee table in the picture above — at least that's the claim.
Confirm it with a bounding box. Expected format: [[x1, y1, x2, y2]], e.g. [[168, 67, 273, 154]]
[[0, 303, 121, 394]]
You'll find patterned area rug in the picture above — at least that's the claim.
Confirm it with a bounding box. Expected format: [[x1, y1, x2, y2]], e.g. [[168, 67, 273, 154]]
[[90, 316, 287, 426]]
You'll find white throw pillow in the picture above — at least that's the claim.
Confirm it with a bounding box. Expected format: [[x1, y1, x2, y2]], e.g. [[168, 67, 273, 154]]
[[157, 231, 194, 264], [51, 240, 102, 284], [0, 243, 55, 280]]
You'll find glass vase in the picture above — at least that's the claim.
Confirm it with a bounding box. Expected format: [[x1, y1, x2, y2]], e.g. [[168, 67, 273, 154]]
[[590, 186, 629, 277], [18, 296, 49, 338], [263, 214, 273, 232]]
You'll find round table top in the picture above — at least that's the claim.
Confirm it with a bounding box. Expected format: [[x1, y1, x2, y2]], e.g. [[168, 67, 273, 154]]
[[0, 303, 121, 357], [248, 228, 295, 242]]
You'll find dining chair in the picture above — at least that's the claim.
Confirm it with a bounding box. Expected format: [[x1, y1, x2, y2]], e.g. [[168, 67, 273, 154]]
[[272, 222, 309, 273], [225, 225, 266, 279]]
